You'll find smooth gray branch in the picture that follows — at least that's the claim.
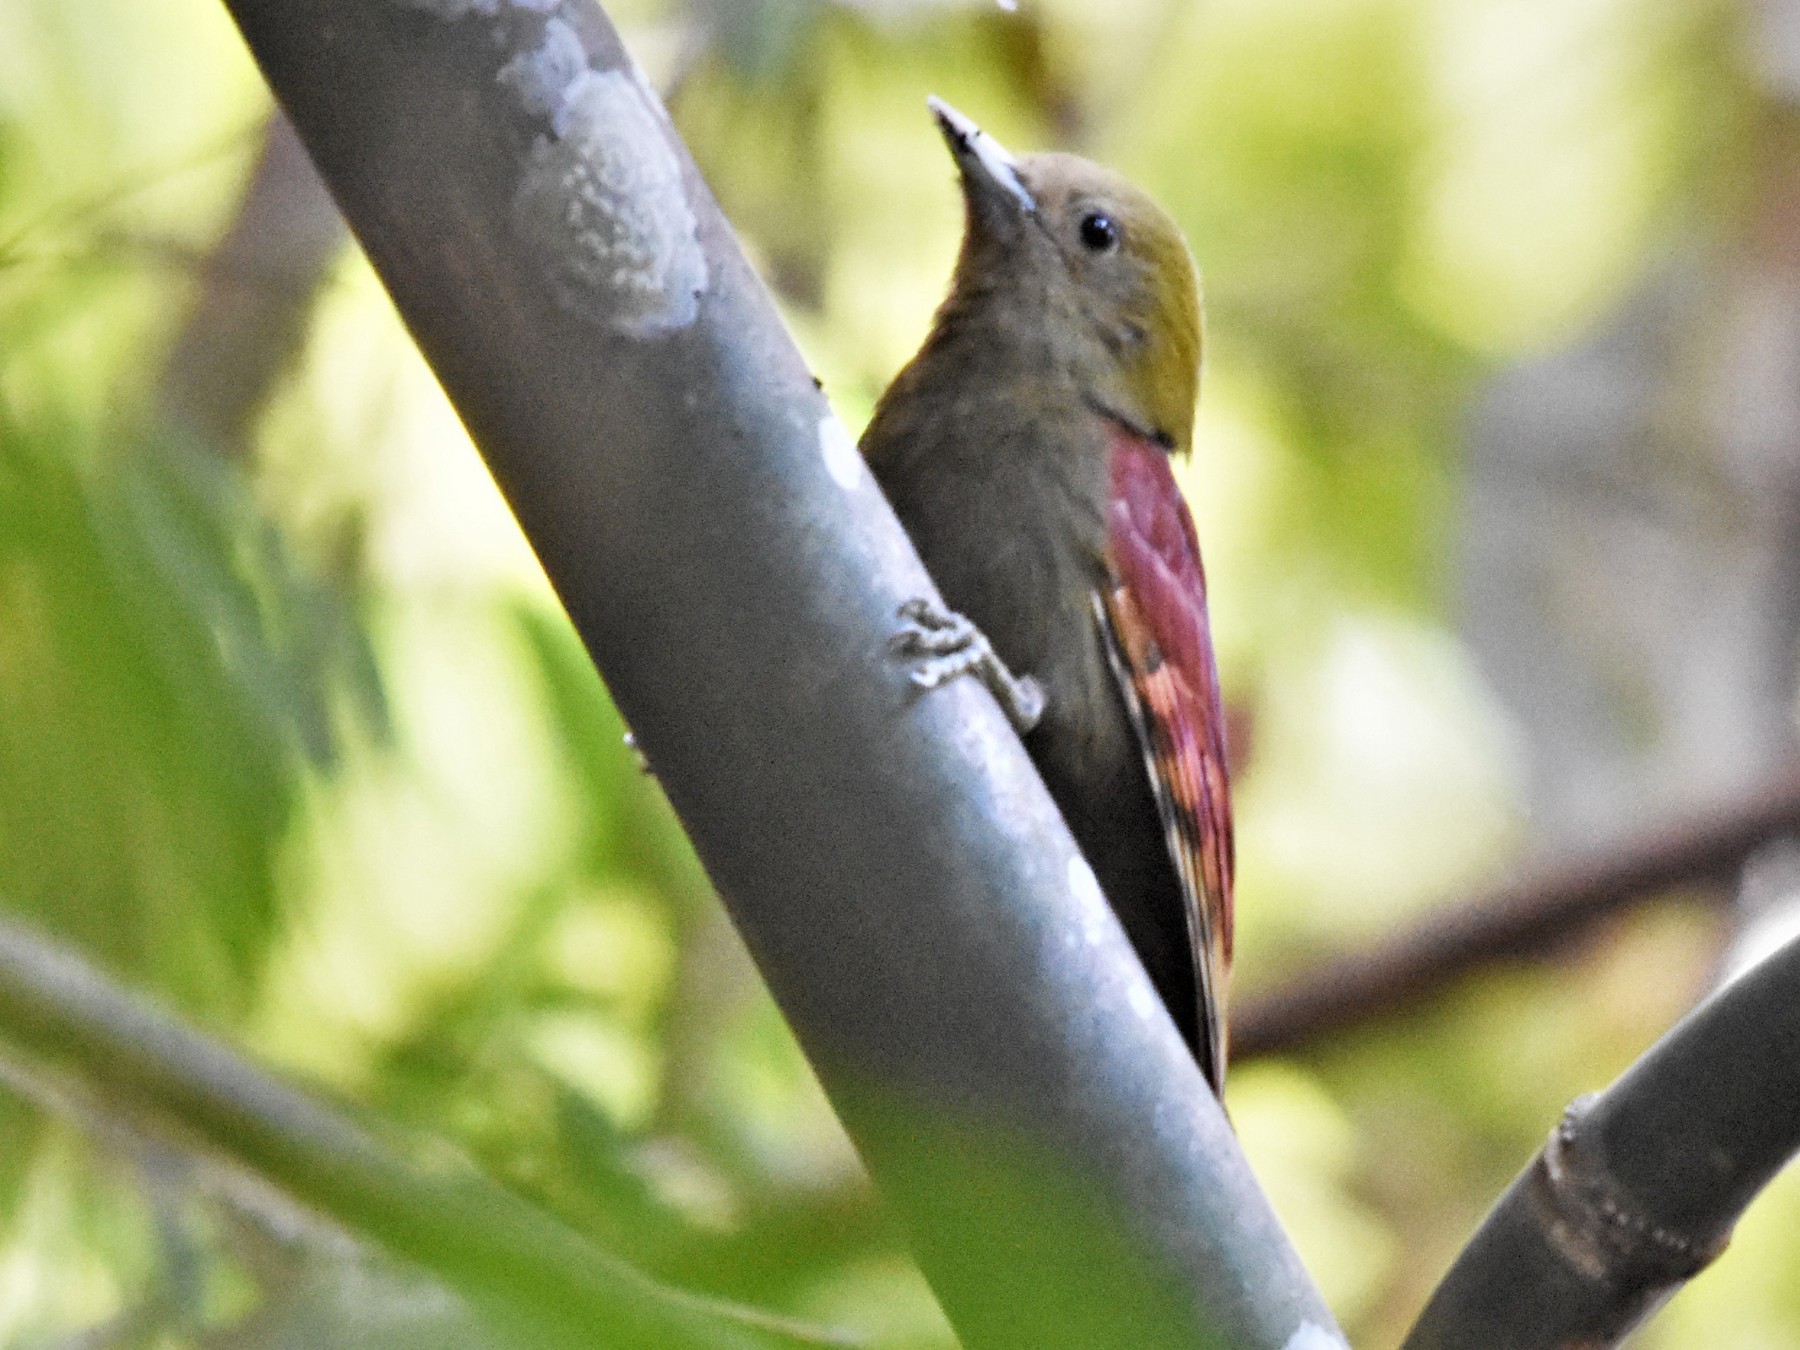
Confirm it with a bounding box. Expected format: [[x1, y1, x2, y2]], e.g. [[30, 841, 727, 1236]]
[[1402, 930, 1800, 1349], [212, 1, 1343, 1347]]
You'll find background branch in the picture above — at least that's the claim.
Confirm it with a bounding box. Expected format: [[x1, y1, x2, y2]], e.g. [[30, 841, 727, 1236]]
[[0, 912, 850, 1350], [1235, 768, 1800, 1060], [157, 111, 347, 459]]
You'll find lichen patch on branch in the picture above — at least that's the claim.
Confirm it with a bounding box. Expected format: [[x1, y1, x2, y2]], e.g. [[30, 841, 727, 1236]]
[[395, 0, 556, 19], [1282, 1324, 1351, 1350], [818, 415, 865, 490], [1067, 855, 1106, 917], [502, 21, 707, 336], [496, 15, 588, 118]]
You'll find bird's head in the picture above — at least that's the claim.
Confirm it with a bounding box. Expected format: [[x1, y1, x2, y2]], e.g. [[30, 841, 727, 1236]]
[[929, 97, 1202, 456]]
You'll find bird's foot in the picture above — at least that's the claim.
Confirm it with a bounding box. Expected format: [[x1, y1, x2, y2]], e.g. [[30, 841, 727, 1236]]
[[890, 598, 1045, 734]]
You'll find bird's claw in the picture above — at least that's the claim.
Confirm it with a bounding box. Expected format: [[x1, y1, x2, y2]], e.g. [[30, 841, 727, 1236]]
[[890, 598, 1045, 733], [890, 598, 977, 670]]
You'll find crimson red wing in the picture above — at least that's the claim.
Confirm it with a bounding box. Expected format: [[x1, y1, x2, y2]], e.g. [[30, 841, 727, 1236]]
[[1099, 424, 1235, 1094]]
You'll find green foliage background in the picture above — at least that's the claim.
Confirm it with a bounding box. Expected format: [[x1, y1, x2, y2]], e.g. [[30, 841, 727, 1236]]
[[1, 0, 1795, 1345]]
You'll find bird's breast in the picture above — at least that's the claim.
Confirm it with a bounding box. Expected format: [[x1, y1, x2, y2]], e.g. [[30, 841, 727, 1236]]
[[875, 401, 1128, 745]]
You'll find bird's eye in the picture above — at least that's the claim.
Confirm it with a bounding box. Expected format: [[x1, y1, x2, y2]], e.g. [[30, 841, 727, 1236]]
[[1078, 211, 1120, 253]]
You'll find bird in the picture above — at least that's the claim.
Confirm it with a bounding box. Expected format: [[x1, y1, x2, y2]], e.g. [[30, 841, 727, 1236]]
[[862, 98, 1235, 1095]]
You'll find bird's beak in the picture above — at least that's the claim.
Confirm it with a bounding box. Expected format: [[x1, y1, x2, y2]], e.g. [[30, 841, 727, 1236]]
[[928, 96, 1037, 218]]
